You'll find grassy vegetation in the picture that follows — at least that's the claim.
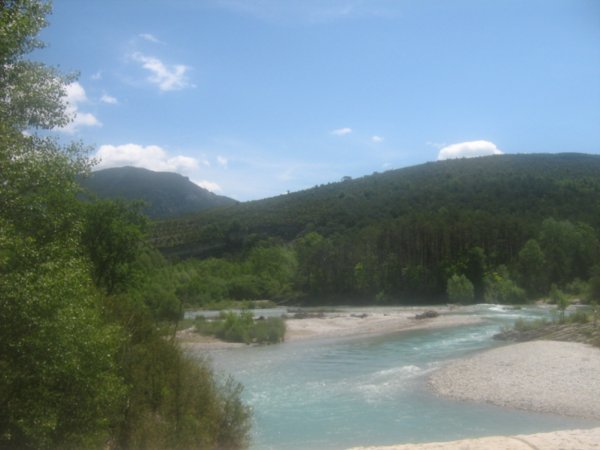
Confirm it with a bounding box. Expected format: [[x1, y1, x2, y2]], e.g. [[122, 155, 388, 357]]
[[513, 317, 550, 332], [194, 299, 278, 311], [500, 307, 600, 348], [195, 311, 286, 344]]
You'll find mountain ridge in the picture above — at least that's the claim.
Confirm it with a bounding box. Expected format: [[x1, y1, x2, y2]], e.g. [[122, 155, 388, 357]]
[[152, 153, 600, 259], [80, 166, 237, 219]]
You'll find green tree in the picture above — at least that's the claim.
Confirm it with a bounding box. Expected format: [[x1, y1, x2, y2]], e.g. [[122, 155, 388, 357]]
[[0, 242, 126, 449], [550, 284, 569, 322], [245, 243, 297, 299], [588, 266, 600, 305], [294, 232, 331, 295], [81, 199, 148, 295], [538, 218, 600, 287], [484, 266, 526, 304], [446, 274, 475, 304], [516, 239, 548, 298], [0, 2, 130, 447], [465, 247, 487, 300], [0, 0, 70, 131], [2, 4, 252, 449]]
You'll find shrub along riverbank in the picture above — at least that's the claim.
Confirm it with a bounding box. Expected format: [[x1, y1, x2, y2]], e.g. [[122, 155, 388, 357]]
[[495, 306, 600, 347], [195, 312, 286, 344]]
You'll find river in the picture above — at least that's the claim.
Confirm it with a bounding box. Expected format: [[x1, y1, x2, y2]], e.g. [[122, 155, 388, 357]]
[[189, 304, 596, 450]]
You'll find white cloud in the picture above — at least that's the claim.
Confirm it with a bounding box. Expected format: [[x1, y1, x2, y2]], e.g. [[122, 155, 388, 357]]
[[194, 180, 223, 192], [426, 141, 446, 149], [65, 81, 87, 104], [71, 112, 101, 129], [371, 135, 384, 143], [131, 52, 192, 92], [94, 143, 199, 173], [58, 82, 101, 133], [437, 140, 503, 160], [139, 33, 161, 43], [91, 71, 102, 81], [331, 127, 352, 136], [100, 94, 118, 104], [167, 155, 198, 171], [217, 155, 228, 167]]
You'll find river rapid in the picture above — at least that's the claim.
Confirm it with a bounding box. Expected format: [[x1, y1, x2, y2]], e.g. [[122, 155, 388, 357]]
[[189, 305, 596, 450]]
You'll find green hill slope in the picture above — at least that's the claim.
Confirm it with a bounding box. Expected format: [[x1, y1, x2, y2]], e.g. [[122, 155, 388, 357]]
[[149, 153, 600, 304], [81, 166, 237, 219], [154, 153, 600, 257]]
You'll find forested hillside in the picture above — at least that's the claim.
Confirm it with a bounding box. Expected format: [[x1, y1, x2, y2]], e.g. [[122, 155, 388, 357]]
[[154, 153, 600, 255], [152, 153, 600, 304], [81, 166, 237, 218]]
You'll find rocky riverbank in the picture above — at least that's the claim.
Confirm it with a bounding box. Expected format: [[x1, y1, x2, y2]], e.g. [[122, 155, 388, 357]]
[[351, 340, 600, 449], [429, 340, 600, 420]]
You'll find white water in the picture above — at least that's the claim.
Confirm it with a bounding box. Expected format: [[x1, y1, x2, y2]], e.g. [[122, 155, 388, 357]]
[[190, 305, 597, 450]]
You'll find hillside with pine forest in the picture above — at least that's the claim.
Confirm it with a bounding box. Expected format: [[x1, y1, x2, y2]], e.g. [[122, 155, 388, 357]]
[[150, 153, 600, 305]]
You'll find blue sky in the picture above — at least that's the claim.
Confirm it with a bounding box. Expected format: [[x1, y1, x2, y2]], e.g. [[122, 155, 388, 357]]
[[38, 0, 600, 201]]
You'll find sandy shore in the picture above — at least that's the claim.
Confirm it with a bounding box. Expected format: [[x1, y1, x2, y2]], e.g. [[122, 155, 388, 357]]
[[178, 307, 482, 349], [429, 340, 600, 420], [347, 427, 600, 450], [285, 309, 481, 342]]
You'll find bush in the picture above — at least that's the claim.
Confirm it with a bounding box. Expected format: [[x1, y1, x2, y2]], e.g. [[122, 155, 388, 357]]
[[484, 268, 526, 304], [567, 309, 590, 324], [252, 317, 286, 344], [513, 318, 549, 332], [117, 338, 251, 450], [550, 284, 570, 322], [447, 274, 474, 304], [195, 312, 286, 344], [194, 316, 222, 336], [565, 278, 589, 299]]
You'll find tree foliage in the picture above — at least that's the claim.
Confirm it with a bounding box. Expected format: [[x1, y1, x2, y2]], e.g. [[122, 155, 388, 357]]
[[484, 266, 526, 304], [82, 199, 148, 294], [447, 274, 474, 304], [538, 218, 599, 287], [0, 2, 124, 446], [0, 0, 71, 131], [161, 213, 600, 306], [515, 239, 547, 298], [1, 2, 251, 448], [0, 230, 125, 449]]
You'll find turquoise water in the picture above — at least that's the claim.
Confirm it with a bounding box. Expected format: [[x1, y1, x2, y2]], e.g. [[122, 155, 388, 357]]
[[191, 305, 597, 450]]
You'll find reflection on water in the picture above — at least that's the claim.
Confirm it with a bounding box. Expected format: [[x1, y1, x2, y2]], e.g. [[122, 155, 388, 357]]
[[189, 305, 596, 450]]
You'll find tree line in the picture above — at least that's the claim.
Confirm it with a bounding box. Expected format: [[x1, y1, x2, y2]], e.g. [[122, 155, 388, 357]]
[[152, 213, 599, 309], [0, 2, 249, 449], [149, 142, 600, 309]]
